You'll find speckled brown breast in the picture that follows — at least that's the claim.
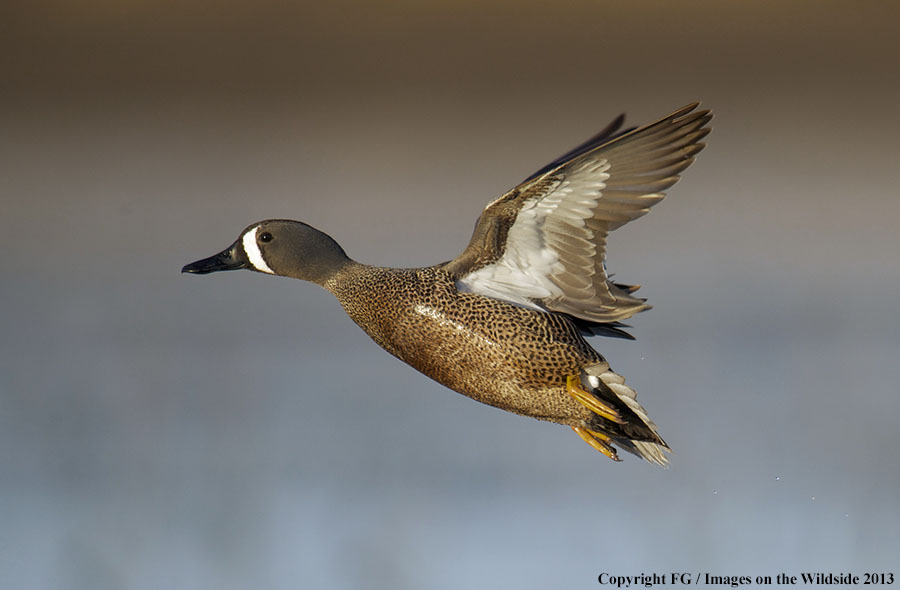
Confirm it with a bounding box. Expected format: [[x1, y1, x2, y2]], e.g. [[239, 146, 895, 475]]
[[326, 264, 604, 424]]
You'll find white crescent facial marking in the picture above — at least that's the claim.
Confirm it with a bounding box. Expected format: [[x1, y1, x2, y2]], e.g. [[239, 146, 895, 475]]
[[243, 226, 275, 274]]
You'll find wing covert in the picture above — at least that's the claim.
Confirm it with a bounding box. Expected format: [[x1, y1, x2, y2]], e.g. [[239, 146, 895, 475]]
[[444, 103, 712, 325]]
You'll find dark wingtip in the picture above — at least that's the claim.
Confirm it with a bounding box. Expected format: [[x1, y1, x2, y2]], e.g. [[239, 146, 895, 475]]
[[522, 111, 635, 182]]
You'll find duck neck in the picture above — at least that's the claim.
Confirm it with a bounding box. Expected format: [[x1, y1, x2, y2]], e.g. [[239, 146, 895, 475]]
[[298, 254, 358, 288], [279, 227, 356, 286], [321, 260, 369, 294]]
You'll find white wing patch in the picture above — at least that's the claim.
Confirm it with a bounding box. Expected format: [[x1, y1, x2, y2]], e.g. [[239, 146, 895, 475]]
[[457, 159, 611, 308], [448, 103, 710, 323], [242, 226, 275, 274], [457, 201, 561, 308]]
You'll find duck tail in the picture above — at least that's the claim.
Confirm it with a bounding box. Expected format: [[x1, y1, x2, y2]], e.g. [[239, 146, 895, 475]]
[[581, 364, 671, 466]]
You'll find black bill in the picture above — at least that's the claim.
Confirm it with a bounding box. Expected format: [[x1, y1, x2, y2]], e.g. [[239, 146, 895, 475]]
[[181, 242, 247, 274]]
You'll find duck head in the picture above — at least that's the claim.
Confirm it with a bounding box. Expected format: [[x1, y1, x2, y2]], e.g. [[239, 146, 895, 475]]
[[182, 219, 351, 285]]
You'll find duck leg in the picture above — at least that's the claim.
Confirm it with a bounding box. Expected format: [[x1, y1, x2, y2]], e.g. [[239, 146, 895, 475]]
[[571, 426, 621, 462], [566, 374, 628, 461], [565, 375, 625, 424], [566, 367, 671, 465]]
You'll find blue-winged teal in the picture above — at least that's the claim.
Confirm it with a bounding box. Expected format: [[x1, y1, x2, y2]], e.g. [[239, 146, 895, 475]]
[[183, 103, 712, 464]]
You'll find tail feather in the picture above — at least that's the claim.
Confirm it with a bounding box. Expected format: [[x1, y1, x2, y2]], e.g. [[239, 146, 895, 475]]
[[582, 364, 670, 466], [615, 439, 670, 466]]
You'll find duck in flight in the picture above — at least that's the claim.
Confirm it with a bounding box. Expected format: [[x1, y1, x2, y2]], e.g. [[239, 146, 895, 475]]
[[183, 103, 712, 464]]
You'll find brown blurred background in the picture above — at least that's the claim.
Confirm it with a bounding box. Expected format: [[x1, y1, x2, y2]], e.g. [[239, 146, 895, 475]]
[[2, 1, 898, 589]]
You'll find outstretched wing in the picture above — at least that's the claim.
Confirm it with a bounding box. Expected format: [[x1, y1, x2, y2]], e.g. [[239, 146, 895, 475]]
[[520, 112, 635, 182], [442, 103, 711, 324]]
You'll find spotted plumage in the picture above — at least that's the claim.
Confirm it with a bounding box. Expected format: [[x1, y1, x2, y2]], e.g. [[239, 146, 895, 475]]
[[327, 264, 602, 422], [183, 103, 712, 465]]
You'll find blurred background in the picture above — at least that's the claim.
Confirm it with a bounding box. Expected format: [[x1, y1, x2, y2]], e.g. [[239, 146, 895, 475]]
[[2, 1, 899, 588]]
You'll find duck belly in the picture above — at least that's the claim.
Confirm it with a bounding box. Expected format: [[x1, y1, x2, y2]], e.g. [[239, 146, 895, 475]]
[[381, 291, 604, 423]]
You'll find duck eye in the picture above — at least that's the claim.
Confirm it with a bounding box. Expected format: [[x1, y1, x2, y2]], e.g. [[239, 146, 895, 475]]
[[259, 231, 273, 243]]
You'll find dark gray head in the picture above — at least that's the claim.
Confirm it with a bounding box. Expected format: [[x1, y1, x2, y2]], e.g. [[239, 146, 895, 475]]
[[182, 219, 351, 285]]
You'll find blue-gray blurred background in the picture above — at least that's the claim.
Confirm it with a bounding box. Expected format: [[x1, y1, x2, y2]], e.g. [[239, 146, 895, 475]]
[[2, 1, 898, 588]]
